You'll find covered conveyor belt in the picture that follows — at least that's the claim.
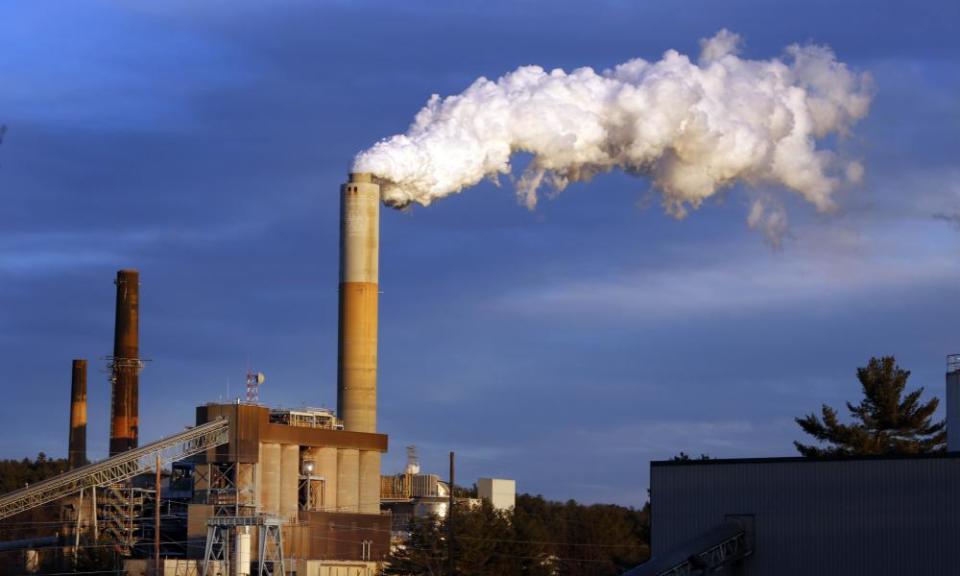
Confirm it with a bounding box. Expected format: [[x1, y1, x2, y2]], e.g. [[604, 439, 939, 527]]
[[623, 520, 752, 576], [0, 418, 229, 520]]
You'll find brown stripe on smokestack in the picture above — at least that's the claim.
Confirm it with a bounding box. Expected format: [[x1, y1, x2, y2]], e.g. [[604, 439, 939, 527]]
[[337, 173, 380, 433], [68, 359, 87, 469], [109, 269, 139, 456], [338, 173, 382, 514]]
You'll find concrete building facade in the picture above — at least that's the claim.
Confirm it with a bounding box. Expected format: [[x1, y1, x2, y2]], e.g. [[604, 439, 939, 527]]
[[187, 403, 390, 565]]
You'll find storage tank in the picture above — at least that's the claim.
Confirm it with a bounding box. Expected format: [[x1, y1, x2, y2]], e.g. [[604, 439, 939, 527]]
[[311, 446, 338, 511], [359, 450, 381, 514], [261, 443, 281, 515], [280, 444, 299, 520], [235, 529, 251, 576], [337, 448, 360, 513]]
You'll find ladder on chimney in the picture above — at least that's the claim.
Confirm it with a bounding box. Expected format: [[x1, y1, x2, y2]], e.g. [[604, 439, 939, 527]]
[[0, 418, 230, 520]]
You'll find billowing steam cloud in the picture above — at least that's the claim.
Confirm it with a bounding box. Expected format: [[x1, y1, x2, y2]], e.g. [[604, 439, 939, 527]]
[[354, 30, 872, 238]]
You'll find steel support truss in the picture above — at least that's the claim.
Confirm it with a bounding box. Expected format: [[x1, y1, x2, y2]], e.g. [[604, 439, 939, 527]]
[[0, 418, 229, 520], [202, 516, 286, 576]]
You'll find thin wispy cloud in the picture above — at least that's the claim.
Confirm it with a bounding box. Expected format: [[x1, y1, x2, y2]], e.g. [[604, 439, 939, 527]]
[[934, 211, 960, 229], [494, 255, 958, 319], [0, 221, 275, 276], [492, 161, 960, 322]]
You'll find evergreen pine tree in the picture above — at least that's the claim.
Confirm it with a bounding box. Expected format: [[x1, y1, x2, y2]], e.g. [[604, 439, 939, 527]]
[[794, 356, 946, 456]]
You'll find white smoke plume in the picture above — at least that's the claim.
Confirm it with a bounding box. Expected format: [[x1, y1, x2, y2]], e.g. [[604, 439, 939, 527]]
[[354, 30, 872, 227]]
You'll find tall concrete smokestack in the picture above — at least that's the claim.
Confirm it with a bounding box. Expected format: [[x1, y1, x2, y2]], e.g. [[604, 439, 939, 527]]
[[68, 359, 87, 469], [338, 173, 382, 515], [337, 173, 379, 433], [109, 269, 140, 456]]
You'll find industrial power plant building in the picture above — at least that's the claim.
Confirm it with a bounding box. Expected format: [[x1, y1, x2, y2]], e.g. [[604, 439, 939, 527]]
[[1, 168, 957, 576], [628, 356, 960, 576], [0, 173, 392, 575]]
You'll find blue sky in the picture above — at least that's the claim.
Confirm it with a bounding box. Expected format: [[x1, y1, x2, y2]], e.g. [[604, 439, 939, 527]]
[[1, 0, 958, 507]]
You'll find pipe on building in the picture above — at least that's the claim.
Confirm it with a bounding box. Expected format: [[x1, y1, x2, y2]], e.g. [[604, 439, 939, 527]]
[[0, 537, 59, 553], [68, 359, 87, 469], [109, 269, 140, 456]]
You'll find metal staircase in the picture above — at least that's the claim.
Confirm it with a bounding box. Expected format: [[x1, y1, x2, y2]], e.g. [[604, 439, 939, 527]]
[[99, 484, 149, 555], [0, 418, 229, 521], [623, 520, 753, 576]]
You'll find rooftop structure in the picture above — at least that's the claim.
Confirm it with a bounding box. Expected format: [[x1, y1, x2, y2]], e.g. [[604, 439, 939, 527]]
[[268, 407, 341, 430], [477, 478, 515, 511]]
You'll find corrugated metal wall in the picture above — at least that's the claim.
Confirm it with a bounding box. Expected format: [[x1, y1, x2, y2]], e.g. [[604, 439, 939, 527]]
[[947, 369, 960, 451], [651, 455, 960, 575]]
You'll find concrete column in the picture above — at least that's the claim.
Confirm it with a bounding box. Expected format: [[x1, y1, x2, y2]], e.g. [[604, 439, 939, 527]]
[[359, 451, 381, 515], [312, 446, 338, 512], [336, 448, 360, 513], [237, 463, 256, 509], [260, 443, 281, 516], [280, 444, 300, 520]]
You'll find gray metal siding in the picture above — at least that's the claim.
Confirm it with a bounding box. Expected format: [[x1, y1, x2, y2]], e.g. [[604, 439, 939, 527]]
[[948, 371, 960, 451], [651, 457, 960, 576]]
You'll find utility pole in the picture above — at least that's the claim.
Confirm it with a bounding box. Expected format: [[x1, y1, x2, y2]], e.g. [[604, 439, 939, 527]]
[[447, 451, 455, 576], [155, 454, 161, 576], [74, 488, 84, 566], [92, 487, 98, 541]]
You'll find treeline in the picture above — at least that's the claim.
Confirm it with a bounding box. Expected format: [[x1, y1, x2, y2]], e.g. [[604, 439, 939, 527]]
[[387, 493, 650, 576], [0, 453, 68, 494]]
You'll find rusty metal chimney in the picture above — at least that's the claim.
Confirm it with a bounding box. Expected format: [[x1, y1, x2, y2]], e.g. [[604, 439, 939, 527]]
[[337, 173, 380, 433], [109, 269, 140, 456], [68, 359, 87, 469]]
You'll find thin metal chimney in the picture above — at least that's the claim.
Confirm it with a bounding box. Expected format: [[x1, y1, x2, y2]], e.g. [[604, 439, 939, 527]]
[[948, 354, 960, 452], [68, 359, 87, 469], [109, 269, 140, 456]]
